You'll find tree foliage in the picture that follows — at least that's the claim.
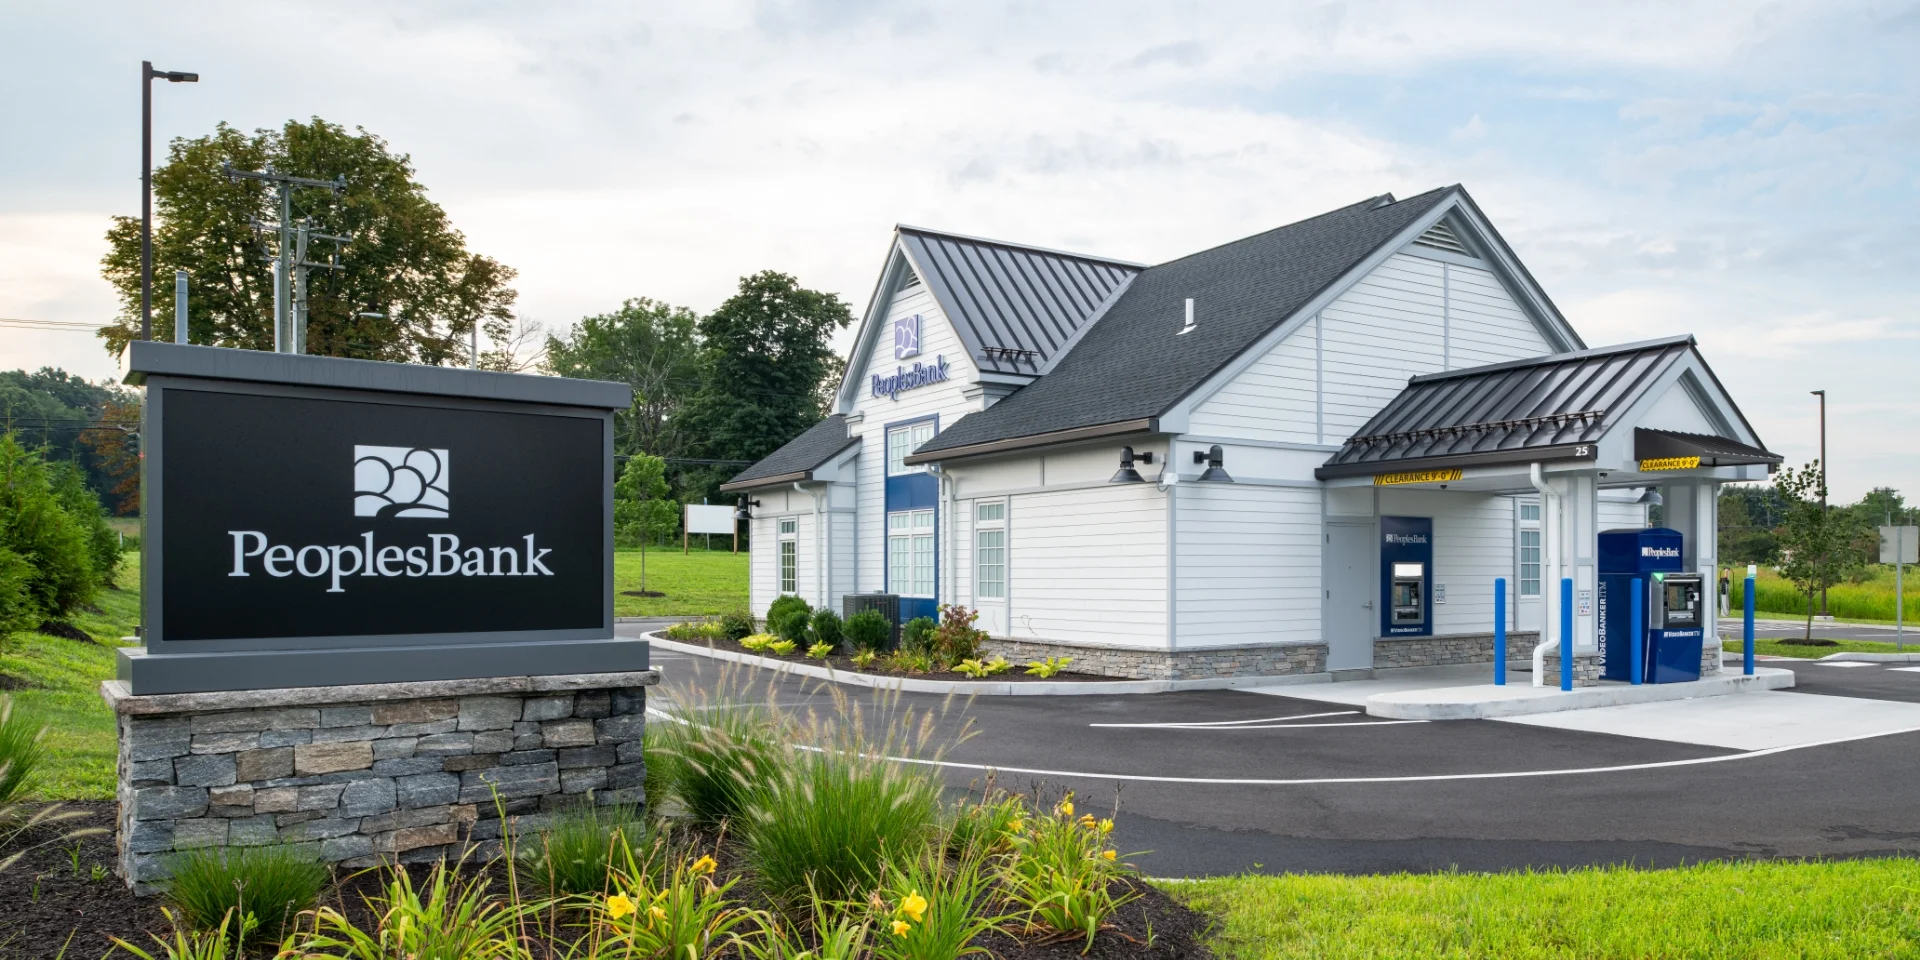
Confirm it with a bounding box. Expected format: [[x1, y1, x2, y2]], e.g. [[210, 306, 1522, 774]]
[[545, 298, 700, 459], [614, 453, 677, 548], [0, 433, 103, 626], [0, 369, 136, 510], [99, 118, 518, 363], [1772, 461, 1878, 638], [675, 271, 853, 505]]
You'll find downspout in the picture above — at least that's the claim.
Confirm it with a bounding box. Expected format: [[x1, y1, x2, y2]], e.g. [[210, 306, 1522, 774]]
[[943, 472, 956, 609], [1528, 463, 1559, 686], [795, 482, 822, 608]]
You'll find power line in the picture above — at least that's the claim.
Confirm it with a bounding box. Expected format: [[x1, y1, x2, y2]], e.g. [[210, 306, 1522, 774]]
[[0, 317, 110, 331]]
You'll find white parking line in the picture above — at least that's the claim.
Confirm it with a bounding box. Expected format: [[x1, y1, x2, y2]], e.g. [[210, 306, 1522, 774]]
[[1815, 661, 1876, 668], [1889, 667, 1920, 673], [1090, 710, 1359, 728]]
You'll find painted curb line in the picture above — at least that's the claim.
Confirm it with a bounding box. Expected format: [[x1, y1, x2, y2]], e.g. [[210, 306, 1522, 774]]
[[1821, 652, 1920, 663], [1365, 667, 1797, 721], [645, 634, 1332, 696]]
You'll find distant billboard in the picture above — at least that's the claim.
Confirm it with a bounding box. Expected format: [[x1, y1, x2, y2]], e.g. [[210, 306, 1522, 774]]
[[684, 504, 735, 536]]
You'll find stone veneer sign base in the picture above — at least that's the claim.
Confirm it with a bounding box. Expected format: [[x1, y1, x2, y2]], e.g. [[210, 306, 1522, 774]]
[[102, 670, 658, 894]]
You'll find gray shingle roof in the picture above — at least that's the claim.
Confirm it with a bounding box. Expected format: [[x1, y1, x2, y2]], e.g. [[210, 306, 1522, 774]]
[[898, 227, 1142, 377], [720, 414, 857, 491], [909, 187, 1457, 460], [1316, 335, 1725, 478]]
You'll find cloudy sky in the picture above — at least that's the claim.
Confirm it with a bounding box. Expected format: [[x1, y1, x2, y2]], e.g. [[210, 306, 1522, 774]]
[[2, 1, 1914, 499]]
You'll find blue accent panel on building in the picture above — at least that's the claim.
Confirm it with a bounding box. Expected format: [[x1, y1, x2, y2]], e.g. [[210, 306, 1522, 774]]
[[1379, 516, 1433, 637], [885, 473, 939, 510]]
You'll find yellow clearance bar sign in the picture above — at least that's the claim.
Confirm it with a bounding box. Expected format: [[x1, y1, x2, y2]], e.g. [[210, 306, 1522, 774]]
[[1374, 468, 1463, 486], [1639, 456, 1701, 472]]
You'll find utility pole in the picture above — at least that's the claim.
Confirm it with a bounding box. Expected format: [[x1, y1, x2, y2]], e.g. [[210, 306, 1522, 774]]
[[223, 163, 346, 353], [1811, 388, 1828, 617], [141, 61, 198, 342]]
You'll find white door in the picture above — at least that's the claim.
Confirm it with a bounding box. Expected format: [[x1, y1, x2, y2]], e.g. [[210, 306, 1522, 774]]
[[1324, 522, 1374, 670]]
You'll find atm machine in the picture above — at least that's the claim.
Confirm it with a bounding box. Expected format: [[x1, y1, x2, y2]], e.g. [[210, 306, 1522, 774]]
[[1380, 516, 1433, 638], [1598, 528, 1707, 684]]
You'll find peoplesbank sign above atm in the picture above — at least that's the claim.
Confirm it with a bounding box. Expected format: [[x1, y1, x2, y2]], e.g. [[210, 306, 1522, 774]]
[[122, 342, 638, 695]]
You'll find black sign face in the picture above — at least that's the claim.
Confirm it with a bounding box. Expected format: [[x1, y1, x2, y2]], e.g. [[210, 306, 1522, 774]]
[[161, 389, 605, 642]]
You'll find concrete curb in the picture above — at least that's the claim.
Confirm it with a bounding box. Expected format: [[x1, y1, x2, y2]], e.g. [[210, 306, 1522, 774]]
[[1821, 652, 1920, 663], [645, 634, 1332, 696], [1364, 667, 1796, 720]]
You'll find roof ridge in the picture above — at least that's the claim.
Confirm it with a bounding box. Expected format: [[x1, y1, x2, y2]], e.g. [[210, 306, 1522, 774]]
[[1408, 334, 1697, 384], [894, 224, 1147, 269], [1140, 186, 1457, 272]]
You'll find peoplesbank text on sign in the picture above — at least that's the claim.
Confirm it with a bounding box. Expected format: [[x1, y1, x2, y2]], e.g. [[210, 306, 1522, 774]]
[[161, 389, 603, 642]]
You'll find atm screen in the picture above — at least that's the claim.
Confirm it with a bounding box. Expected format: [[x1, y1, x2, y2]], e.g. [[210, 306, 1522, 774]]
[[1391, 563, 1424, 624], [1663, 580, 1700, 627]]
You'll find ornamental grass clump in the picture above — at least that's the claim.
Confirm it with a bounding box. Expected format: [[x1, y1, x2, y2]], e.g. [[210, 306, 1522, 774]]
[[589, 846, 755, 960], [742, 684, 970, 915], [651, 669, 787, 825], [107, 908, 249, 960], [285, 852, 542, 960], [161, 843, 328, 945], [999, 793, 1139, 951], [738, 881, 872, 960], [520, 803, 654, 899]]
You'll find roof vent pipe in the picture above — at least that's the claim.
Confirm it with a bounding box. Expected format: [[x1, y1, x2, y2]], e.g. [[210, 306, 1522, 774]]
[[1178, 298, 1196, 336]]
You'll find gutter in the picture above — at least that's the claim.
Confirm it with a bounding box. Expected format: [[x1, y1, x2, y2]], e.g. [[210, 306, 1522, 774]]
[[904, 418, 1159, 466]]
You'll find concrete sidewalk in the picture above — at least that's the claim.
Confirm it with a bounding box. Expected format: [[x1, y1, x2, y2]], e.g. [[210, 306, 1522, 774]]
[[1262, 663, 1796, 720]]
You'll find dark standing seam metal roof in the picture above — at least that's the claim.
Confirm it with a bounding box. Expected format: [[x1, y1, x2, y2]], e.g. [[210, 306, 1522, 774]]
[[1634, 428, 1781, 466], [908, 187, 1458, 461], [1315, 335, 1751, 478], [719, 415, 857, 491], [897, 227, 1142, 377]]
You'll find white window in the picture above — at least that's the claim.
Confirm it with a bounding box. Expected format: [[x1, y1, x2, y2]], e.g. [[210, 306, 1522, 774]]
[[1519, 502, 1541, 522], [887, 421, 936, 476], [1519, 530, 1541, 597], [888, 509, 936, 597], [975, 501, 1006, 600], [778, 519, 797, 595]]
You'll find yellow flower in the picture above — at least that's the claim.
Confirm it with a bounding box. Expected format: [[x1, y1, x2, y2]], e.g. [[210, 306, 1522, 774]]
[[692, 855, 718, 875], [1102, 849, 1117, 861], [1078, 813, 1096, 828], [1059, 799, 1074, 817], [1098, 818, 1114, 834], [1007, 819, 1025, 834], [606, 894, 635, 919], [900, 891, 928, 923], [891, 920, 911, 936], [650, 905, 668, 922]]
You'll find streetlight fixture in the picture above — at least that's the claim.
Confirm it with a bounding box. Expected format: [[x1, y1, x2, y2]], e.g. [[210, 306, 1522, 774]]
[[1811, 388, 1828, 616], [142, 61, 199, 343]]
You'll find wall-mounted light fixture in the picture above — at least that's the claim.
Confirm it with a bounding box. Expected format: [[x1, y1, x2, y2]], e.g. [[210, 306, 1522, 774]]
[[1193, 444, 1234, 483], [733, 496, 762, 520], [1110, 446, 1146, 484]]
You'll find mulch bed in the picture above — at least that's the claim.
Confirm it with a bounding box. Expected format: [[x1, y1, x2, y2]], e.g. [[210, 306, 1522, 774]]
[[1777, 638, 1840, 647], [677, 634, 1115, 683], [3, 804, 1213, 960], [33, 620, 95, 644]]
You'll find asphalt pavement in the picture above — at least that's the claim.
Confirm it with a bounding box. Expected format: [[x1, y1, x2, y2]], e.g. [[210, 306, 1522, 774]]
[[631, 632, 1920, 878]]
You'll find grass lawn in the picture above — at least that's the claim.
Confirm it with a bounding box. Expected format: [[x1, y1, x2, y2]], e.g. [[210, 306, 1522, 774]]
[[1723, 636, 1917, 659], [613, 547, 748, 617], [1174, 859, 1920, 959], [1, 552, 141, 801]]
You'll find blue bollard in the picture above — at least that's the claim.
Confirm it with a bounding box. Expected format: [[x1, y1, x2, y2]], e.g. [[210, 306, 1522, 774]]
[[1494, 578, 1507, 686], [1744, 575, 1756, 676], [1630, 577, 1644, 685], [1560, 578, 1574, 692]]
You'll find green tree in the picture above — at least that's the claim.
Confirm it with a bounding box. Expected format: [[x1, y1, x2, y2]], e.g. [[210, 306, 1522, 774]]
[[1773, 461, 1878, 639], [1854, 487, 1916, 527], [0, 368, 133, 505], [545, 298, 701, 459], [0, 433, 96, 623], [614, 453, 678, 548], [675, 271, 853, 505], [49, 460, 121, 587], [99, 118, 518, 363], [1718, 487, 1778, 565]]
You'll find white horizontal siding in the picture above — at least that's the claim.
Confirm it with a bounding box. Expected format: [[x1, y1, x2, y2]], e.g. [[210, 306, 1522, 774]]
[[1445, 262, 1550, 368], [1173, 484, 1320, 646], [1188, 313, 1319, 444], [1377, 488, 1515, 635], [1599, 499, 1648, 533], [1007, 485, 1167, 647]]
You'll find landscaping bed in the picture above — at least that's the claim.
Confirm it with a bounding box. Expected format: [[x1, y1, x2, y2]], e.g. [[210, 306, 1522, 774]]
[[684, 631, 1113, 683]]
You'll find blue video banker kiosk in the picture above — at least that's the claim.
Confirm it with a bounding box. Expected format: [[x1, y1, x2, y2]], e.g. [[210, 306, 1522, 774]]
[[1599, 528, 1707, 684]]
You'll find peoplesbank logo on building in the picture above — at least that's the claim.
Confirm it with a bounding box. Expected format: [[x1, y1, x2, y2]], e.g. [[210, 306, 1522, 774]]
[[225, 443, 555, 594]]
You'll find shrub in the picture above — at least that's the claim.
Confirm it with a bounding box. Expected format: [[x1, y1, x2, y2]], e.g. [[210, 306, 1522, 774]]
[[519, 803, 652, 898], [740, 633, 777, 651], [720, 609, 757, 641], [999, 793, 1138, 950], [0, 546, 34, 639], [807, 641, 835, 660], [285, 854, 540, 960], [844, 609, 892, 652], [1025, 657, 1073, 678], [767, 639, 797, 656], [663, 619, 728, 643], [49, 459, 121, 587], [887, 648, 935, 674], [0, 433, 96, 620], [932, 605, 987, 663], [901, 616, 938, 654], [809, 609, 844, 648], [162, 843, 328, 944], [871, 848, 1005, 960], [767, 595, 812, 641], [952, 659, 993, 678], [653, 701, 784, 825], [743, 688, 949, 914]]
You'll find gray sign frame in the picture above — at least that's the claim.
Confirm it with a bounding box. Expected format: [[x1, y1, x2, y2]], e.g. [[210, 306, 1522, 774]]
[[120, 342, 642, 694]]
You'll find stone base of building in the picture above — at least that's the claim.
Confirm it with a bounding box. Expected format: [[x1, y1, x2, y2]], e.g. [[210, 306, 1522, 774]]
[[1538, 650, 1605, 687], [101, 670, 659, 894], [1701, 639, 1723, 676], [981, 638, 1327, 681], [1373, 631, 1542, 669]]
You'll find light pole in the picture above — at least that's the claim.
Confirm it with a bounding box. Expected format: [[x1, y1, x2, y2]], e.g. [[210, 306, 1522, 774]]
[[1811, 388, 1828, 617], [142, 61, 199, 343]]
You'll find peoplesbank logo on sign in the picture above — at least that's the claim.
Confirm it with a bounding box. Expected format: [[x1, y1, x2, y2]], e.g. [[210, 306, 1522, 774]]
[[226, 442, 554, 594]]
